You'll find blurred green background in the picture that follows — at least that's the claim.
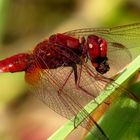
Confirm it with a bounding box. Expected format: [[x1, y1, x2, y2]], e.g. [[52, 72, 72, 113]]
[[0, 0, 140, 140]]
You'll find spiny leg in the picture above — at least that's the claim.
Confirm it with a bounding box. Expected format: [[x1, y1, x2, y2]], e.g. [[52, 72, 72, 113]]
[[72, 64, 101, 128], [57, 68, 73, 95], [72, 64, 96, 98]]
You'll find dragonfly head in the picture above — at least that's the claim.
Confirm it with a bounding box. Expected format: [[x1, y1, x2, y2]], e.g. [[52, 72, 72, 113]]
[[92, 57, 110, 74], [87, 35, 107, 59], [86, 35, 109, 74]]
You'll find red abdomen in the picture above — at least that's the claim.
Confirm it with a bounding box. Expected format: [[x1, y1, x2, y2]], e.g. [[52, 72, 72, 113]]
[[0, 53, 32, 73]]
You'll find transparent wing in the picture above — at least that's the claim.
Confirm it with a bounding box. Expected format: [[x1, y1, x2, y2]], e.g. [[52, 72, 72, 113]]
[[104, 42, 132, 77], [25, 44, 112, 139], [64, 23, 140, 50], [65, 23, 140, 76]]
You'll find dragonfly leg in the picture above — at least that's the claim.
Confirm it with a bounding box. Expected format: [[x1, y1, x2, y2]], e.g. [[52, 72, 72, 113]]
[[72, 64, 98, 99], [57, 69, 73, 95]]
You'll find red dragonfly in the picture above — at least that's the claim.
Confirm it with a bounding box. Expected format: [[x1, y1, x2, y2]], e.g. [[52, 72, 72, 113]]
[[0, 23, 140, 140]]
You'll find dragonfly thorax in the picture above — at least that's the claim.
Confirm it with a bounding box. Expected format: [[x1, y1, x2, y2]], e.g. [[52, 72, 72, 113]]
[[33, 36, 82, 70]]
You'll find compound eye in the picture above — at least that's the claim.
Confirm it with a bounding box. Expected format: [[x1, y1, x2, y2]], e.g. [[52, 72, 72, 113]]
[[99, 39, 107, 58], [88, 43, 93, 49], [99, 43, 104, 51], [98, 38, 102, 44]]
